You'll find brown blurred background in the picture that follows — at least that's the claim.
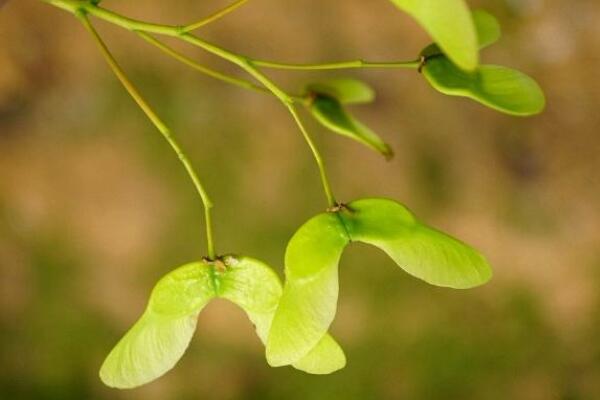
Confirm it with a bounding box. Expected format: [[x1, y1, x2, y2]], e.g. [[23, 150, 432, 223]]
[[1, 0, 600, 399]]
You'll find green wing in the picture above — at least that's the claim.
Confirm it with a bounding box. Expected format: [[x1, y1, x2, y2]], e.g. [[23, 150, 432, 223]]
[[472, 9, 501, 49], [266, 214, 349, 367], [99, 262, 215, 389], [219, 256, 346, 374], [423, 58, 546, 116], [310, 95, 393, 159], [307, 78, 376, 104], [342, 198, 492, 289], [389, 0, 479, 70]]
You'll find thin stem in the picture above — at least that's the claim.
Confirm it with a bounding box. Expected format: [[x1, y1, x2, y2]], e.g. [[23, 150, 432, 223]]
[[46, 0, 178, 34], [181, 0, 249, 32], [135, 31, 268, 95], [77, 12, 217, 259], [252, 59, 421, 71], [45, 1, 420, 70], [286, 104, 336, 206]]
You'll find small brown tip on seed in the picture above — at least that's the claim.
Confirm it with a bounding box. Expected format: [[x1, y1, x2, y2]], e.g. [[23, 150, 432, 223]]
[[202, 255, 229, 272], [418, 55, 427, 74], [327, 203, 352, 213], [214, 259, 227, 273], [305, 91, 318, 106], [383, 145, 395, 161]]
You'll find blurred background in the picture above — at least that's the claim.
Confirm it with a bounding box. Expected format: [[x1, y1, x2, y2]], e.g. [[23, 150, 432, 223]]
[[1, 0, 599, 399]]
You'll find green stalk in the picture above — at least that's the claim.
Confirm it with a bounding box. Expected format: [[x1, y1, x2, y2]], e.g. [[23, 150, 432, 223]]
[[181, 0, 249, 32], [135, 32, 268, 95], [252, 59, 421, 71], [77, 12, 217, 259], [286, 104, 336, 205], [135, 32, 305, 103]]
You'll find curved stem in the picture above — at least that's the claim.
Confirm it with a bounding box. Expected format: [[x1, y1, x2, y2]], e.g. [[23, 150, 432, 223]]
[[181, 0, 249, 32], [252, 59, 421, 71], [46, 0, 178, 34], [286, 104, 336, 206], [78, 12, 217, 259], [135, 31, 268, 95], [135, 32, 305, 103]]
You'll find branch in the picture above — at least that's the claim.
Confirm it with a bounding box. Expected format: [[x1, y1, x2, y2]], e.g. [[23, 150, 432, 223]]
[[181, 0, 249, 33]]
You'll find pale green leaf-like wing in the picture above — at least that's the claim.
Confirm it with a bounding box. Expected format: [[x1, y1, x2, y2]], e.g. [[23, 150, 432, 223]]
[[341, 198, 492, 289], [266, 213, 349, 367], [291, 332, 347, 375], [423, 57, 546, 116], [218, 256, 282, 344], [473, 9, 501, 49], [310, 95, 393, 159], [390, 0, 479, 71], [100, 262, 215, 389], [307, 78, 375, 104], [266, 267, 340, 367], [219, 256, 345, 374], [418, 10, 501, 60]]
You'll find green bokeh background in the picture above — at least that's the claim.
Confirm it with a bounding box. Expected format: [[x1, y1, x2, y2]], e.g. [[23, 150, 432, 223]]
[[1, 0, 599, 399]]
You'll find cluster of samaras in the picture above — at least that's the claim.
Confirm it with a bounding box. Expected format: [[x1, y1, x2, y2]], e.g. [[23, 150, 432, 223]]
[[42, 0, 544, 389]]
